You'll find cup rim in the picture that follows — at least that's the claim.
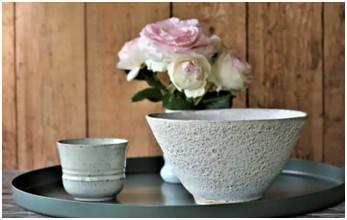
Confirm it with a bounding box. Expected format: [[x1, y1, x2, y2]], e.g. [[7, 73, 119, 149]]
[[147, 108, 308, 122], [57, 138, 128, 147]]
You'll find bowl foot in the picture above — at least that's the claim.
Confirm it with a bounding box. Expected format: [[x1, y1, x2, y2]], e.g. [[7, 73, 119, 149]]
[[74, 196, 115, 202], [194, 195, 262, 205]]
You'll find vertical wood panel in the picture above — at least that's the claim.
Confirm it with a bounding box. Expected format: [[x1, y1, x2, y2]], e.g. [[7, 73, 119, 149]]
[[86, 3, 169, 157], [323, 3, 345, 166], [3, 3, 17, 169], [16, 3, 86, 169], [248, 3, 323, 161], [172, 3, 247, 107], [3, 3, 345, 170]]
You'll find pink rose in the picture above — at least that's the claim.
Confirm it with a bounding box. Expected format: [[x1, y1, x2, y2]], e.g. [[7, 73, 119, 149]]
[[117, 18, 221, 79], [141, 17, 209, 50], [138, 18, 219, 71]]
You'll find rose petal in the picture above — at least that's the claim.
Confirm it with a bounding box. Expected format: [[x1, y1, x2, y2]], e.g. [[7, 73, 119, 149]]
[[184, 87, 206, 98], [145, 59, 168, 72], [126, 66, 141, 81]]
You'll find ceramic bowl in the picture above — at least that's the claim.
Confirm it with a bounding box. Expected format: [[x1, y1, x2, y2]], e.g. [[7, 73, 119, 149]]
[[57, 138, 128, 201], [146, 109, 307, 204]]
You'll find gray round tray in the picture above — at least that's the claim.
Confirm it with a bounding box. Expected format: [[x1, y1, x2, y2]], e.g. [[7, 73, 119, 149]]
[[12, 157, 344, 217]]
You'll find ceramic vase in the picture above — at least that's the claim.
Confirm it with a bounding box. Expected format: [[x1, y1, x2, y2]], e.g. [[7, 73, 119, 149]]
[[160, 154, 181, 183]]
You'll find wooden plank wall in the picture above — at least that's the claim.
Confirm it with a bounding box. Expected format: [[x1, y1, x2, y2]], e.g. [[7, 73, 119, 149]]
[[15, 3, 86, 169], [3, 3, 345, 170], [323, 3, 345, 165], [3, 3, 17, 169], [248, 3, 324, 161]]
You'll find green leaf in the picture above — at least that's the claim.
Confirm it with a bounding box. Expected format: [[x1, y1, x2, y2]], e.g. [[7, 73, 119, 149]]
[[136, 68, 154, 80], [161, 89, 234, 110], [124, 67, 154, 81], [143, 74, 166, 90], [198, 92, 233, 109], [125, 68, 167, 91], [132, 88, 163, 102], [166, 84, 177, 94], [162, 93, 196, 110]]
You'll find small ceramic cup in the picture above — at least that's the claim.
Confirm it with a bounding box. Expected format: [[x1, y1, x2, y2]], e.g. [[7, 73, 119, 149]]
[[57, 138, 128, 202]]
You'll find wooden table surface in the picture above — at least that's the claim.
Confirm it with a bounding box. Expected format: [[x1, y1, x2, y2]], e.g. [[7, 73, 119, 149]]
[[3, 171, 345, 218]]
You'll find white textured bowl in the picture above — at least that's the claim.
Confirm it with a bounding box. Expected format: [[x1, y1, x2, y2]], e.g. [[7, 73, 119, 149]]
[[146, 109, 307, 204]]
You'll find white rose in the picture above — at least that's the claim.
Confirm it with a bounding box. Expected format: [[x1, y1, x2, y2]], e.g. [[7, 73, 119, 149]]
[[117, 38, 145, 81], [144, 58, 171, 72], [168, 55, 211, 98], [212, 52, 251, 91]]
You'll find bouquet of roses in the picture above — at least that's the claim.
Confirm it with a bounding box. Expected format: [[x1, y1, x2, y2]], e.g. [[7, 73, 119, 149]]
[[117, 17, 251, 110]]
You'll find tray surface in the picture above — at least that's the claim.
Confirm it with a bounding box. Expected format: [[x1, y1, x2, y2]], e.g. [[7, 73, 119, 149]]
[[12, 157, 344, 217]]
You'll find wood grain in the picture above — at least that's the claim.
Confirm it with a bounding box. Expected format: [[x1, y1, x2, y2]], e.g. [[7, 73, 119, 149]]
[[86, 3, 169, 158], [172, 2, 247, 108], [2, 3, 345, 170], [15, 3, 86, 169], [3, 3, 17, 169], [248, 3, 324, 161], [323, 3, 345, 166]]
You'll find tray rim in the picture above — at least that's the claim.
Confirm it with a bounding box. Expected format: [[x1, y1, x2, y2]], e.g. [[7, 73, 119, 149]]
[[11, 157, 345, 217]]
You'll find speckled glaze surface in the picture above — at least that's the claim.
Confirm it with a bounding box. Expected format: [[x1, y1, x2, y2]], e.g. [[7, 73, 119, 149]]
[[146, 109, 307, 204], [159, 109, 188, 184], [57, 138, 128, 201]]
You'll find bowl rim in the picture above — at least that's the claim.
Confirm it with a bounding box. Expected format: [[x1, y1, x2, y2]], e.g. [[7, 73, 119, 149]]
[[57, 138, 128, 147], [146, 108, 308, 122]]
